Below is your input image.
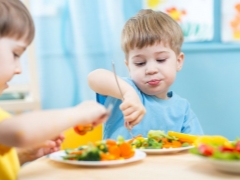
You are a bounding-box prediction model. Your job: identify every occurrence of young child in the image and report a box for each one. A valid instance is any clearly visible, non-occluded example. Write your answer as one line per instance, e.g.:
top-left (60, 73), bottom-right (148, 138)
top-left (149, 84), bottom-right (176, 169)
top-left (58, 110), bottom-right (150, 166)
top-left (88, 9), bottom-right (204, 140)
top-left (0, 0), bottom-right (109, 179)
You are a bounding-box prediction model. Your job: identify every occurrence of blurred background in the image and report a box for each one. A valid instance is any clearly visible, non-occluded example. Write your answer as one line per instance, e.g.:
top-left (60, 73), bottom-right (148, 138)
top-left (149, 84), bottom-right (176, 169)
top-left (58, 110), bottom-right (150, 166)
top-left (0, 0), bottom-right (240, 147)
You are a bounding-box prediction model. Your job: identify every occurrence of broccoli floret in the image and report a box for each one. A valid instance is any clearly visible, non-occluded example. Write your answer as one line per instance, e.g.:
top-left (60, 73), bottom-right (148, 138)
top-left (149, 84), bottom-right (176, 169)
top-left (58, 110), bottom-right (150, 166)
top-left (147, 138), bottom-right (162, 149)
top-left (132, 139), bottom-right (142, 148)
top-left (95, 141), bottom-right (108, 153)
top-left (78, 146), bottom-right (101, 161)
top-left (148, 130), bottom-right (166, 139)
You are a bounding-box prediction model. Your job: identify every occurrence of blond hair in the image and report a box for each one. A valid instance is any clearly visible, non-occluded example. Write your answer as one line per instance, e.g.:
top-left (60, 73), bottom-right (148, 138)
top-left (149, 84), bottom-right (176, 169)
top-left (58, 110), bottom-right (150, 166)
top-left (0, 0), bottom-right (35, 44)
top-left (121, 9), bottom-right (183, 59)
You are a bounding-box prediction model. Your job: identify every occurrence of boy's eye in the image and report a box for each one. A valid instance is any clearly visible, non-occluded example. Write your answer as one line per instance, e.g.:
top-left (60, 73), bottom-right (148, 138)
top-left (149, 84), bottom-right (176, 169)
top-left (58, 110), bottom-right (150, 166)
top-left (13, 53), bottom-right (20, 58)
top-left (135, 62), bottom-right (146, 66)
top-left (157, 59), bottom-right (166, 63)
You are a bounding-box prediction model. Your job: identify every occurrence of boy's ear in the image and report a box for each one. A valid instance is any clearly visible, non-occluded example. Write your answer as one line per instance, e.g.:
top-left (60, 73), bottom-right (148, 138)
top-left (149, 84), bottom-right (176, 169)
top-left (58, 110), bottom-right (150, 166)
top-left (176, 52), bottom-right (184, 72)
top-left (125, 60), bottom-right (129, 70)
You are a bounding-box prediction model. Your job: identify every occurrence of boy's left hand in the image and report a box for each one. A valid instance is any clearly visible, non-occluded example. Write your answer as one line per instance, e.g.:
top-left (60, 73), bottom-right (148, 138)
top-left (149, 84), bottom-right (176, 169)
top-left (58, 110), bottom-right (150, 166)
top-left (120, 90), bottom-right (146, 128)
top-left (17, 134), bottom-right (65, 165)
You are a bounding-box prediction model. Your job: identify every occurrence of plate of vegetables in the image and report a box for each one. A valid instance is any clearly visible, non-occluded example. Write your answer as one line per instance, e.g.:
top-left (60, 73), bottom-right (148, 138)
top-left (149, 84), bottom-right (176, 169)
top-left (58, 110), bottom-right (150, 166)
top-left (128, 130), bottom-right (196, 154)
top-left (190, 136), bottom-right (240, 174)
top-left (49, 136), bottom-right (146, 166)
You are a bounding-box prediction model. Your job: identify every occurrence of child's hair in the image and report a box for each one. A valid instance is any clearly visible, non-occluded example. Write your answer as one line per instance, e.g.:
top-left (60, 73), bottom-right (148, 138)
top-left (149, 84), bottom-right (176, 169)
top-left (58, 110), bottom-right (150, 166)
top-left (0, 0), bottom-right (35, 44)
top-left (121, 9), bottom-right (184, 59)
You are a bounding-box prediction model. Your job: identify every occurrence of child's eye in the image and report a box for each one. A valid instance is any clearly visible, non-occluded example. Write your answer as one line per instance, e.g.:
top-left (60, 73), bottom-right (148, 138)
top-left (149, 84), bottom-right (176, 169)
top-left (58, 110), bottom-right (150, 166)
top-left (157, 59), bottom-right (166, 63)
top-left (13, 53), bottom-right (20, 58)
top-left (135, 62), bottom-right (146, 66)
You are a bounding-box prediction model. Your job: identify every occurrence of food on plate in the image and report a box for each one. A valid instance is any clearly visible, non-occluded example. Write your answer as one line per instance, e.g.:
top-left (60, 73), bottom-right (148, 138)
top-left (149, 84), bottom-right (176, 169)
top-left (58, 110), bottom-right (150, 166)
top-left (190, 136), bottom-right (240, 160)
top-left (73, 124), bottom-right (93, 135)
top-left (62, 136), bottom-right (135, 161)
top-left (168, 131), bottom-right (199, 144)
top-left (128, 130), bottom-right (196, 149)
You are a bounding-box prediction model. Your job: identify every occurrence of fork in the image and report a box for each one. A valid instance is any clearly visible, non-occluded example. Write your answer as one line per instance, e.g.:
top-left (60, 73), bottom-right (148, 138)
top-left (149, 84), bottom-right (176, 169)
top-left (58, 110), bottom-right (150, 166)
top-left (111, 61), bottom-right (135, 139)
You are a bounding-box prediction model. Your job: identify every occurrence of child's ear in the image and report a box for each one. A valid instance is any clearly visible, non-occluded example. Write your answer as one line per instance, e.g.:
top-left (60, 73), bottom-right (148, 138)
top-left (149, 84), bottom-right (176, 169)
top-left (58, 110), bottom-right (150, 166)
top-left (176, 52), bottom-right (184, 72)
top-left (125, 60), bottom-right (129, 70)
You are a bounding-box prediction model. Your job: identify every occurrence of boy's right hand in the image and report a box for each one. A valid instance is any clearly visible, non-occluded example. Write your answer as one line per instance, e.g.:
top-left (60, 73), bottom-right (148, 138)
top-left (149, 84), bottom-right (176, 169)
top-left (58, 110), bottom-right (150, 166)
top-left (120, 90), bottom-right (146, 128)
top-left (75, 101), bottom-right (109, 127)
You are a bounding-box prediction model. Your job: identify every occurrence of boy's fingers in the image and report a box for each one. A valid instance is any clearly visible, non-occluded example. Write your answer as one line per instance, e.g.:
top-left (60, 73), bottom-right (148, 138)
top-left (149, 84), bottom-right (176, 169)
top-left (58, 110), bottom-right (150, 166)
top-left (119, 101), bottom-right (131, 111)
top-left (130, 114), bottom-right (144, 127)
top-left (122, 107), bottom-right (135, 116)
top-left (124, 111), bottom-right (140, 123)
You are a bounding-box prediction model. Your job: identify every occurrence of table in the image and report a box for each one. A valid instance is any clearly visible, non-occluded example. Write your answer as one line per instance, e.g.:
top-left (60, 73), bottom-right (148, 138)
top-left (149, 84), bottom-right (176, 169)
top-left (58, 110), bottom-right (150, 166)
top-left (19, 152), bottom-right (240, 180)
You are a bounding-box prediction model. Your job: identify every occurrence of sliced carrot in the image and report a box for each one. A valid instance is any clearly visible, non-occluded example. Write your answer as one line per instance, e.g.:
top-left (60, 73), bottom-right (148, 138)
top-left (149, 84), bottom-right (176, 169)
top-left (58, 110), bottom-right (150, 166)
top-left (100, 153), bottom-right (115, 161)
top-left (73, 126), bottom-right (87, 135)
top-left (106, 139), bottom-right (117, 146)
top-left (119, 142), bottom-right (135, 159)
top-left (171, 141), bottom-right (182, 148)
top-left (108, 145), bottom-right (120, 159)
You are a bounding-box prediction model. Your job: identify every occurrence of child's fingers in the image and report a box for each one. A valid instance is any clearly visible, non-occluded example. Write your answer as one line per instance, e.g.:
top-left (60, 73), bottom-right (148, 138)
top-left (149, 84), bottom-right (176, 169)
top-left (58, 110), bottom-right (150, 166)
top-left (119, 101), bottom-right (131, 111)
top-left (124, 107), bottom-right (145, 123)
top-left (92, 114), bottom-right (109, 127)
top-left (122, 107), bottom-right (135, 116)
top-left (130, 114), bottom-right (144, 127)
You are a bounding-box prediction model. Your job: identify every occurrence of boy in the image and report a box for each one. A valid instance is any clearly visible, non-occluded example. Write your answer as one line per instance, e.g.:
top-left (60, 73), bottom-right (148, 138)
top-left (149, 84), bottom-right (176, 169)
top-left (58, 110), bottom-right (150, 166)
top-left (88, 9), bottom-right (203, 140)
top-left (0, 0), bottom-right (109, 179)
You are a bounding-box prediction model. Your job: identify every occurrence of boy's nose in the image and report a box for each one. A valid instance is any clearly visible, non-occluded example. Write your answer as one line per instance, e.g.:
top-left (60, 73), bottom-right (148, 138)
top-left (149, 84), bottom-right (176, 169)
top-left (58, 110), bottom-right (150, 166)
top-left (15, 64), bottom-right (22, 74)
top-left (145, 63), bottom-right (158, 75)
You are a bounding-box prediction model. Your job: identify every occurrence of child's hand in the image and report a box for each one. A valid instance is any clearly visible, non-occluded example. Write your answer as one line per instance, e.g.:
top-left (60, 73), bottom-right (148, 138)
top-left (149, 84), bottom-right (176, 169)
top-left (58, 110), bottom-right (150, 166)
top-left (17, 134), bottom-right (65, 165)
top-left (75, 101), bottom-right (109, 127)
top-left (120, 90), bottom-right (146, 128)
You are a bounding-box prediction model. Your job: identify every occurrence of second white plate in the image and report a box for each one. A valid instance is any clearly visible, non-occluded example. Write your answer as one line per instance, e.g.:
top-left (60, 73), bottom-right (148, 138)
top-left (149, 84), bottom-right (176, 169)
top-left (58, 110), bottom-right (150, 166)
top-left (138, 146), bottom-right (194, 154)
top-left (199, 156), bottom-right (240, 174)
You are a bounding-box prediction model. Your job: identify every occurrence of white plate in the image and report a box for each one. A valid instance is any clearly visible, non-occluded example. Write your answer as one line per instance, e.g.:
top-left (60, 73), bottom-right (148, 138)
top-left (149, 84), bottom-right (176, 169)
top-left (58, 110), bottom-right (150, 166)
top-left (200, 157), bottom-right (240, 174)
top-left (138, 146), bottom-right (194, 154)
top-left (48, 150), bottom-right (146, 167)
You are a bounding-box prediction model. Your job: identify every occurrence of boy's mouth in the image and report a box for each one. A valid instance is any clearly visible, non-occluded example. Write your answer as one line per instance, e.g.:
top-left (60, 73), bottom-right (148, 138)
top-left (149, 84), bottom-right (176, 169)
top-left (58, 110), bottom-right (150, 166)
top-left (147, 79), bottom-right (161, 85)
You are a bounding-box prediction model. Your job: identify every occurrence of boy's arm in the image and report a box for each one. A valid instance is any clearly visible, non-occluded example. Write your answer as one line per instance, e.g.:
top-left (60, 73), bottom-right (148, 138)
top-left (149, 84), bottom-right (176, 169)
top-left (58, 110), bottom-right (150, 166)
top-left (88, 69), bottom-right (135, 99)
top-left (88, 69), bottom-right (146, 127)
top-left (0, 101), bottom-right (108, 148)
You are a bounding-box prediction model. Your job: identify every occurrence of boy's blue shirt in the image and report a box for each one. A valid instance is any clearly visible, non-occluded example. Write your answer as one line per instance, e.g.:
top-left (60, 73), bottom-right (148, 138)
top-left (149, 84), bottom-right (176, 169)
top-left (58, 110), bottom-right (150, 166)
top-left (99, 77), bottom-right (204, 140)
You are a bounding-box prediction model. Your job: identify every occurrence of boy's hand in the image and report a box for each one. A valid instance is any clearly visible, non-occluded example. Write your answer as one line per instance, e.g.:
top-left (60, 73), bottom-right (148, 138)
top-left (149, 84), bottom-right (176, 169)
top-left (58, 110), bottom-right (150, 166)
top-left (17, 134), bottom-right (65, 165)
top-left (120, 90), bottom-right (146, 128)
top-left (75, 101), bottom-right (109, 127)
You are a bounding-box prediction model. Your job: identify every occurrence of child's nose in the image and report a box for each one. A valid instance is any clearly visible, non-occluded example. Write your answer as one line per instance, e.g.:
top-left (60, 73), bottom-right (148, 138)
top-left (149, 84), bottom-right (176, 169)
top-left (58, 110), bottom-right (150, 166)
top-left (145, 63), bottom-right (158, 75)
top-left (15, 64), bottom-right (22, 74)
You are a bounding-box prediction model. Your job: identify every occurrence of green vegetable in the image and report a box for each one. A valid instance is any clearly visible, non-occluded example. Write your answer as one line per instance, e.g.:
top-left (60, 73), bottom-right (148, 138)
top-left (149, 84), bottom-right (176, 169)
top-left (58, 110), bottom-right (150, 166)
top-left (132, 139), bottom-right (142, 148)
top-left (147, 138), bottom-right (162, 149)
top-left (117, 136), bottom-right (125, 144)
top-left (148, 130), bottom-right (166, 139)
top-left (78, 145), bottom-right (101, 161)
top-left (181, 142), bottom-right (190, 147)
top-left (95, 141), bottom-right (108, 153)
top-left (212, 151), bottom-right (236, 160)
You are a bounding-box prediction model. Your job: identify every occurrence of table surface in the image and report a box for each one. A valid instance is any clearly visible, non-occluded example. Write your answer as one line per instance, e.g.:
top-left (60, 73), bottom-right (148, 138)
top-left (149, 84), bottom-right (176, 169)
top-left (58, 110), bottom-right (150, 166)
top-left (19, 151), bottom-right (240, 180)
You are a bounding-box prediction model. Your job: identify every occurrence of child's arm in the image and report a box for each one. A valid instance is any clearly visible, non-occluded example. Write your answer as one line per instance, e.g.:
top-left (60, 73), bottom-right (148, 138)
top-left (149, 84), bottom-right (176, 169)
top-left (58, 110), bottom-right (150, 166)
top-left (0, 101), bottom-right (108, 148)
top-left (88, 69), bottom-right (146, 128)
top-left (17, 134), bottom-right (64, 165)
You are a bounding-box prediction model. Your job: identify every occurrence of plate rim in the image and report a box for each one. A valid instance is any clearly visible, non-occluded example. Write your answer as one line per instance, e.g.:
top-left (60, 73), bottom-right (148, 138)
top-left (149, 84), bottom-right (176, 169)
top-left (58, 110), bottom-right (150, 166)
top-left (137, 145), bottom-right (194, 154)
top-left (48, 149), bottom-right (146, 166)
top-left (197, 155), bottom-right (240, 174)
